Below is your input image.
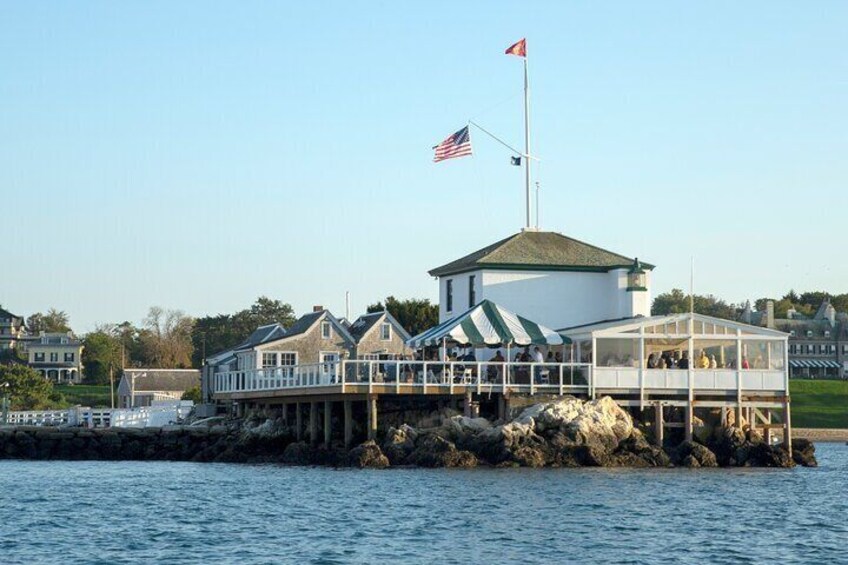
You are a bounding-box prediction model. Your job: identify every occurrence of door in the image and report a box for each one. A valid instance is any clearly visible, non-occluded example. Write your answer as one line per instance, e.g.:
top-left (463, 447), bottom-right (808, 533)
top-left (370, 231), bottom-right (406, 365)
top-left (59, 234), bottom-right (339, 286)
top-left (320, 352), bottom-right (339, 383)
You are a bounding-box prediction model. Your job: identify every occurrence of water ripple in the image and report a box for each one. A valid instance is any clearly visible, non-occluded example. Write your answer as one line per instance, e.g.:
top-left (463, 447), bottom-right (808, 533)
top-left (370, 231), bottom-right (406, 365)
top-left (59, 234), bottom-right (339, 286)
top-left (0, 445), bottom-right (845, 564)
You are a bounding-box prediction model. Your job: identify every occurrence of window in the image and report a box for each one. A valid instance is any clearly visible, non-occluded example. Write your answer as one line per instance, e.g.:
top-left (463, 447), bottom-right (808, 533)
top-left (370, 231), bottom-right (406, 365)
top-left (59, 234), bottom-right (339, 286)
top-left (825, 331), bottom-right (831, 338)
top-left (446, 279), bottom-right (453, 312)
top-left (50, 352), bottom-right (58, 362)
top-left (262, 353), bottom-right (277, 367)
top-left (468, 275), bottom-right (476, 307)
top-left (789, 344), bottom-right (796, 354)
top-left (806, 330), bottom-right (813, 338)
top-left (789, 330), bottom-right (795, 337)
top-left (321, 321), bottom-right (331, 339)
top-left (64, 353), bottom-right (74, 362)
top-left (380, 323), bottom-right (391, 341)
top-left (279, 353), bottom-right (297, 367)
top-left (34, 352), bottom-right (45, 362)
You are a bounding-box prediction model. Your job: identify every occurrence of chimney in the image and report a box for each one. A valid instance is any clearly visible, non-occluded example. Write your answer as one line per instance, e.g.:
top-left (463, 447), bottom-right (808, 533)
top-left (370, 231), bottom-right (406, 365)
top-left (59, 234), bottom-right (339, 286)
top-left (313, 305), bottom-right (324, 313)
top-left (766, 300), bottom-right (775, 329)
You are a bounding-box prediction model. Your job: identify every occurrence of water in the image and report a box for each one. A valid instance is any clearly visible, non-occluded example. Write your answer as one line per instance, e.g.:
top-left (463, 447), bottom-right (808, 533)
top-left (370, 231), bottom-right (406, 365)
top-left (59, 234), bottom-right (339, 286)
top-left (1, 444), bottom-right (846, 564)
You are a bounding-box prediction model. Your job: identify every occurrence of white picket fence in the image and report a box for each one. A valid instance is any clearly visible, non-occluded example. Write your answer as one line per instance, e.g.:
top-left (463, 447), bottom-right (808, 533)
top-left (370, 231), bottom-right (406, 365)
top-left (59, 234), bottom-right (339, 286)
top-left (3, 401), bottom-right (193, 428)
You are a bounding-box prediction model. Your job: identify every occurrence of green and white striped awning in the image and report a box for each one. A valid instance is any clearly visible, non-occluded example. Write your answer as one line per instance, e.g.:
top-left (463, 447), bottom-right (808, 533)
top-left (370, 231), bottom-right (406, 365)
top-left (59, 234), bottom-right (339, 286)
top-left (789, 359), bottom-right (842, 369)
top-left (407, 300), bottom-right (571, 348)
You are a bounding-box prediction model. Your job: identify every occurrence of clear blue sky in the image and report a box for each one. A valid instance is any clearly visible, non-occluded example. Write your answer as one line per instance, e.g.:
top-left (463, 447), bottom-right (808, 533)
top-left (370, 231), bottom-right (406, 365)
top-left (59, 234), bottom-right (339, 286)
top-left (3, 2), bottom-right (847, 332)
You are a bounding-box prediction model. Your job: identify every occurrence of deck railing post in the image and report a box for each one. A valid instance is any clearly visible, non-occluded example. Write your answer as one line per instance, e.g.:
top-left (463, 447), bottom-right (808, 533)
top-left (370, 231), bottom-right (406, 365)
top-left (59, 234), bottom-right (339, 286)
top-left (368, 360), bottom-right (373, 394)
top-left (423, 362), bottom-right (427, 394)
top-left (340, 360), bottom-right (346, 393)
top-left (559, 364), bottom-right (564, 396)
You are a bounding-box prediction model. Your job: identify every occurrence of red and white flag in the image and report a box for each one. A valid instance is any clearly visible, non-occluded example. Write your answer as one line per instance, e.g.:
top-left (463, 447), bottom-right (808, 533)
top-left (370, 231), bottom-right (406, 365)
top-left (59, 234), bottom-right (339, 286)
top-left (505, 38), bottom-right (526, 57)
top-left (433, 126), bottom-right (472, 163)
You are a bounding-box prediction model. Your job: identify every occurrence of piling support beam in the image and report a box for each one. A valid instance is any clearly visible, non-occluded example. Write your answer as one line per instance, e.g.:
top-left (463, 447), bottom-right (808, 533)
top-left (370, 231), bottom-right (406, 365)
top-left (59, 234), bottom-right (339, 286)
top-left (685, 398), bottom-right (693, 442)
top-left (309, 401), bottom-right (318, 444)
top-left (783, 397), bottom-right (792, 451)
top-left (367, 395), bottom-right (378, 441)
top-left (654, 402), bottom-right (664, 446)
top-left (344, 400), bottom-right (353, 448)
top-left (295, 402), bottom-right (302, 442)
top-left (324, 400), bottom-right (332, 447)
top-left (464, 390), bottom-right (473, 418)
top-left (281, 403), bottom-right (288, 426)
top-left (497, 395), bottom-right (506, 421)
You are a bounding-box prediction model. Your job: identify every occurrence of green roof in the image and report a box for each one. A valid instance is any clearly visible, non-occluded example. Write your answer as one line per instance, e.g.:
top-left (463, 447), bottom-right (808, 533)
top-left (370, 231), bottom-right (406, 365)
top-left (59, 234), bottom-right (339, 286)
top-left (428, 230), bottom-right (654, 277)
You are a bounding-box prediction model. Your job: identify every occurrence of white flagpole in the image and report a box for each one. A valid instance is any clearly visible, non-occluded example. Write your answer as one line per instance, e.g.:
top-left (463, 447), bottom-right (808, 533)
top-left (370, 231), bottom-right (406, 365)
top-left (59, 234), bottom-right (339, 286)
top-left (523, 56), bottom-right (531, 229)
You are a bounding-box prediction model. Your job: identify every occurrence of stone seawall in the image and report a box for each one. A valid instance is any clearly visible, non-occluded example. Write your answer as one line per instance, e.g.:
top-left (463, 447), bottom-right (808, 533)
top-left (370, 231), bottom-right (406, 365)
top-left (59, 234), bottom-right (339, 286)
top-left (0, 397), bottom-right (819, 469)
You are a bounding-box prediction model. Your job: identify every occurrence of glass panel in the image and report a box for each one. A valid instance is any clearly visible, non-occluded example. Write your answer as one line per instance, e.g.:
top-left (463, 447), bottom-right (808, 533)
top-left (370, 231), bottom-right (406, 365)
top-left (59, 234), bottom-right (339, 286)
top-left (693, 320), bottom-right (704, 334)
top-left (769, 342), bottom-right (786, 370)
top-left (596, 338), bottom-right (640, 368)
top-left (741, 340), bottom-right (769, 369)
top-left (693, 339), bottom-right (738, 369)
top-left (579, 340), bottom-right (592, 364)
top-left (644, 337), bottom-right (688, 369)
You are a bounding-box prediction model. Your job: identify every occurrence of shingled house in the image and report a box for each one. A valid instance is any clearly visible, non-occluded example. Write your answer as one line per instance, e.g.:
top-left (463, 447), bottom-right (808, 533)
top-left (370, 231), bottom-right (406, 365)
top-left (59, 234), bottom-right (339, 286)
top-left (117, 368), bottom-right (200, 408)
top-left (347, 311), bottom-right (412, 359)
top-left (0, 308), bottom-right (26, 353)
top-left (429, 230), bottom-right (653, 330)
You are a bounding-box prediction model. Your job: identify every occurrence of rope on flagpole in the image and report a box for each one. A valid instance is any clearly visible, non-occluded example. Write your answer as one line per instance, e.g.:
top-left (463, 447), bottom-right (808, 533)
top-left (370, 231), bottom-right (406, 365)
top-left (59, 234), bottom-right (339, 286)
top-left (467, 120), bottom-right (540, 161)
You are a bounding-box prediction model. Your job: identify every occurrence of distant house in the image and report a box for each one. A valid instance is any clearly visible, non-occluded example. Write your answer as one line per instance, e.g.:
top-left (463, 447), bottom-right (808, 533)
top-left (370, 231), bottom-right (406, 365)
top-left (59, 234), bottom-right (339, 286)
top-left (347, 311), bottom-right (412, 359)
top-left (117, 368), bottom-right (200, 408)
top-left (0, 308), bottom-right (26, 352)
top-left (429, 230), bottom-right (653, 330)
top-left (28, 332), bottom-right (84, 383)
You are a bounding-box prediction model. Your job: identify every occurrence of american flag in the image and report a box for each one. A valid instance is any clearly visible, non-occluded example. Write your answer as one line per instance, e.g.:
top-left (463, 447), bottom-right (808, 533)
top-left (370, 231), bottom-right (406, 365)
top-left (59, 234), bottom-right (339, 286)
top-left (433, 126), bottom-right (472, 163)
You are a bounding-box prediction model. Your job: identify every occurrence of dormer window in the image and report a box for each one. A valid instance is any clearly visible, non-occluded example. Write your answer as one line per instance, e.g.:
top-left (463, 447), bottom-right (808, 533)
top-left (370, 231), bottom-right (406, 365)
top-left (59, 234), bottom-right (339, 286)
top-left (789, 330), bottom-right (795, 337)
top-left (321, 321), bottom-right (331, 339)
top-left (380, 323), bottom-right (391, 341)
top-left (806, 330), bottom-right (813, 338)
top-left (824, 330), bottom-right (831, 338)
top-left (626, 259), bottom-right (647, 291)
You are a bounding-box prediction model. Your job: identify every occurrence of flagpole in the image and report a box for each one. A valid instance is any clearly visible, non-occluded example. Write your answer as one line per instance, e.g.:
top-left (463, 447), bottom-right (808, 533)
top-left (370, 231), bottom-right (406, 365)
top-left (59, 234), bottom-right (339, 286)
top-left (523, 56), bottom-right (531, 230)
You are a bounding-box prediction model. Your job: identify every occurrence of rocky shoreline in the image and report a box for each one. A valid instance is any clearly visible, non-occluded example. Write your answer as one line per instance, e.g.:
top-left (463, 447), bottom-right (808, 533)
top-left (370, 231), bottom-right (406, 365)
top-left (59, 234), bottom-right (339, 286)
top-left (0, 396), bottom-right (817, 469)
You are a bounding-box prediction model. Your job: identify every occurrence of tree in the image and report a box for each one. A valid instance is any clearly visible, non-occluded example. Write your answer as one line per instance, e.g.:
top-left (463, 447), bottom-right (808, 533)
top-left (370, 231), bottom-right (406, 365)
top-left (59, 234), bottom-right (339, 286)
top-left (82, 329), bottom-right (123, 385)
top-left (366, 296), bottom-right (439, 336)
top-left (0, 364), bottom-right (56, 410)
top-left (26, 308), bottom-right (72, 334)
top-left (181, 386), bottom-right (202, 404)
top-left (191, 297), bottom-right (297, 367)
top-left (651, 289), bottom-right (741, 320)
top-left (138, 307), bottom-right (194, 368)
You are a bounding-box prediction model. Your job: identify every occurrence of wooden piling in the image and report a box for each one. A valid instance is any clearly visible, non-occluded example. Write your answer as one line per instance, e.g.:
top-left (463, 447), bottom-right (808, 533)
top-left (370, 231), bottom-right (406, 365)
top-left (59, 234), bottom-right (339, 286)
top-left (309, 401), bottom-right (318, 444)
top-left (654, 402), bottom-right (664, 446)
top-left (295, 402), bottom-right (302, 441)
top-left (324, 400), bottom-right (332, 447)
top-left (367, 395), bottom-right (377, 440)
top-left (344, 400), bottom-right (353, 448)
top-left (783, 397), bottom-right (792, 451)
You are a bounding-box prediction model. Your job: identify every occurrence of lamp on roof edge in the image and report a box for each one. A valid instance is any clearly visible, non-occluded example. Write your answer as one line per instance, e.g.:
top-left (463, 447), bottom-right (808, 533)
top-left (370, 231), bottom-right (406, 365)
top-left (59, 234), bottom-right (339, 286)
top-left (627, 258), bottom-right (647, 292)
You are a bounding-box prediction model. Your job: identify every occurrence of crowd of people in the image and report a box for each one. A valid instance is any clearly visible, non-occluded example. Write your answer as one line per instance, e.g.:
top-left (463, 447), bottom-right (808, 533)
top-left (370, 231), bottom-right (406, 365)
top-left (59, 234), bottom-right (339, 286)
top-left (645, 351), bottom-right (752, 370)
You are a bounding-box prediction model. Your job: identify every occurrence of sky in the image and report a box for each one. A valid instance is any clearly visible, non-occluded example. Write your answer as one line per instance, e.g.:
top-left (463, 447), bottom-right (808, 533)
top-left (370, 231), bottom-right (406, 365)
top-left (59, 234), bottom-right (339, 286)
top-left (2, 2), bottom-right (847, 332)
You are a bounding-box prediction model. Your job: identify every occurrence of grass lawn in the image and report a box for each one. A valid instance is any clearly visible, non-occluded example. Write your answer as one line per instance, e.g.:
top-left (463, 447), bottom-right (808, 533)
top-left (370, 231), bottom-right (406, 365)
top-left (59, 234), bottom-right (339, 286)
top-left (790, 379), bottom-right (848, 429)
top-left (54, 384), bottom-right (114, 408)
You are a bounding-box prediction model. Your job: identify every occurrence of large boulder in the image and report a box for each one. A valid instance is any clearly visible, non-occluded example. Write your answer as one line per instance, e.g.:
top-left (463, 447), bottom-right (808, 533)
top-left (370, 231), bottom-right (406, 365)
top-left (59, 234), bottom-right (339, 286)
top-left (708, 426), bottom-right (748, 466)
top-left (408, 434), bottom-right (478, 468)
top-left (382, 425), bottom-right (417, 466)
top-left (614, 430), bottom-right (671, 467)
top-left (792, 438), bottom-right (817, 467)
top-left (347, 440), bottom-right (389, 469)
top-left (281, 441), bottom-right (314, 465)
top-left (674, 440), bottom-right (718, 468)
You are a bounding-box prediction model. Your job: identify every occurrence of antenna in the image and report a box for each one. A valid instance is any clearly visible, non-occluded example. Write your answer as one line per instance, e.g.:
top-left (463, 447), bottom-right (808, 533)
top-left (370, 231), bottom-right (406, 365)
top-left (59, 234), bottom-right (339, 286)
top-left (345, 291), bottom-right (350, 321)
top-left (535, 181), bottom-right (540, 229)
top-left (690, 257), bottom-right (695, 315)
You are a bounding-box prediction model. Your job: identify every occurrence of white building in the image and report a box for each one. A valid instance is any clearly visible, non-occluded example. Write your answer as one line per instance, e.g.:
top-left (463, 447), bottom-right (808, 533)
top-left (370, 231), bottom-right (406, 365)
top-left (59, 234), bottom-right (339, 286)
top-left (429, 230), bottom-right (653, 329)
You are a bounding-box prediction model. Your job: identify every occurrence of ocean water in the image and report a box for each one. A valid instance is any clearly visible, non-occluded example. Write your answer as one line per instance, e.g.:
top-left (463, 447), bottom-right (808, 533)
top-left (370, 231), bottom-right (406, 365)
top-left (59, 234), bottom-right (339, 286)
top-left (0, 444), bottom-right (845, 564)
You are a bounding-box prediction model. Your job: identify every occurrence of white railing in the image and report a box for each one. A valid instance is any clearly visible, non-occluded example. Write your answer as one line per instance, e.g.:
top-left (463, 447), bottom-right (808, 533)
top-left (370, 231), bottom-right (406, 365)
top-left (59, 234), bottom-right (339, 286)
top-left (212, 360), bottom-right (593, 396)
top-left (211, 361), bottom-right (789, 397)
top-left (2, 402), bottom-right (193, 428)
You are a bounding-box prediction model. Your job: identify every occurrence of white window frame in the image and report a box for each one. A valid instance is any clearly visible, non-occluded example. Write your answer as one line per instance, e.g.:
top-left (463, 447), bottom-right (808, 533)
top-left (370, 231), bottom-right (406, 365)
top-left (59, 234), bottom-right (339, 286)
top-left (278, 352), bottom-right (298, 367)
top-left (321, 321), bottom-right (331, 339)
top-left (361, 353), bottom-right (380, 360)
top-left (262, 352), bottom-right (278, 367)
top-left (49, 352), bottom-right (58, 362)
top-left (468, 274), bottom-right (476, 308)
top-left (380, 322), bottom-right (391, 341)
top-left (446, 279), bottom-right (454, 313)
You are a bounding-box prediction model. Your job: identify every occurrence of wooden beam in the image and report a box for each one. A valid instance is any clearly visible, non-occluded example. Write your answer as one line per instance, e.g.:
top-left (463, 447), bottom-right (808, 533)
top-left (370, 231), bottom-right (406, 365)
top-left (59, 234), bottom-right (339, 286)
top-left (654, 402), bottom-right (663, 446)
top-left (367, 394), bottom-right (378, 441)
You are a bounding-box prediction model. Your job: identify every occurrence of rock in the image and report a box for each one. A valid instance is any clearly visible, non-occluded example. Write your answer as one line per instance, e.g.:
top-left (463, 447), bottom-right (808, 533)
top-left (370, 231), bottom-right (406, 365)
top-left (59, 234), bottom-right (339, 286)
top-left (792, 438), bottom-right (817, 467)
top-left (674, 440), bottom-right (718, 468)
top-left (408, 434), bottom-right (477, 468)
top-left (382, 425), bottom-right (417, 466)
top-left (282, 441), bottom-right (313, 465)
top-left (615, 430), bottom-right (671, 467)
top-left (708, 426), bottom-right (748, 466)
top-left (747, 443), bottom-right (794, 468)
top-left (347, 440), bottom-right (389, 469)
top-left (682, 455), bottom-right (701, 468)
top-left (446, 416), bottom-right (492, 436)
